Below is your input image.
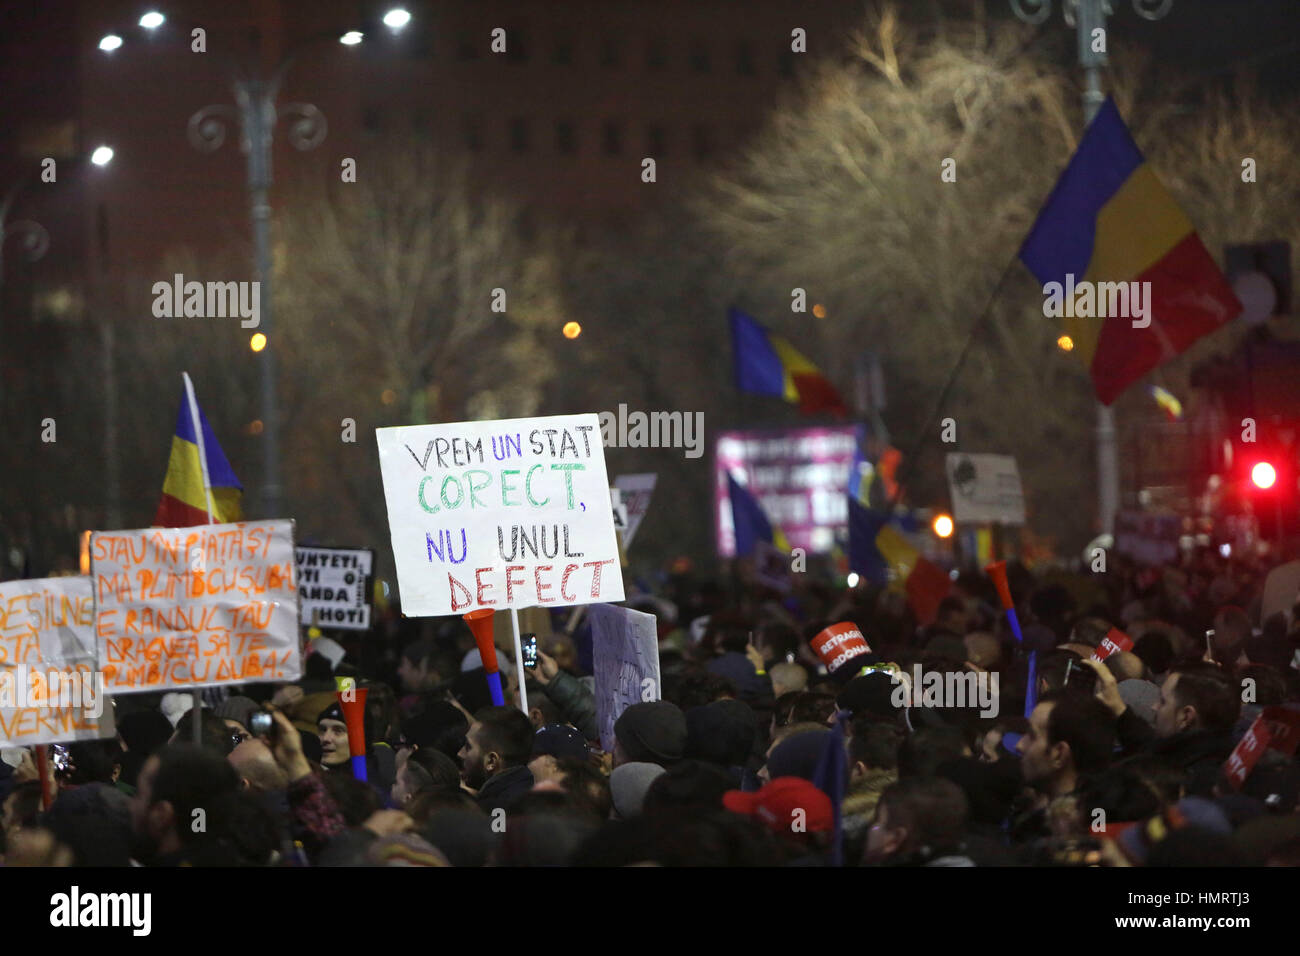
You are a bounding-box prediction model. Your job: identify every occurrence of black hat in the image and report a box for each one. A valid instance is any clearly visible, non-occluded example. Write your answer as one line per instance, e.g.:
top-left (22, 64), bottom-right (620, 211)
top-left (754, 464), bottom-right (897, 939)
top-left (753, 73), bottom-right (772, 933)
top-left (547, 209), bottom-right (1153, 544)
top-left (317, 702), bottom-right (346, 726)
top-left (533, 723), bottom-right (589, 760)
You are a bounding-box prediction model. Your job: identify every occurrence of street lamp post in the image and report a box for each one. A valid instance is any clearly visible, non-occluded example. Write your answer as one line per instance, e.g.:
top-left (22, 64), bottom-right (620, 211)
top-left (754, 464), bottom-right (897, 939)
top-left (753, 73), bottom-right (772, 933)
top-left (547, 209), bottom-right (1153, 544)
top-left (102, 10), bottom-right (411, 518)
top-left (1010, 0), bottom-right (1175, 537)
top-left (187, 72), bottom-right (327, 519)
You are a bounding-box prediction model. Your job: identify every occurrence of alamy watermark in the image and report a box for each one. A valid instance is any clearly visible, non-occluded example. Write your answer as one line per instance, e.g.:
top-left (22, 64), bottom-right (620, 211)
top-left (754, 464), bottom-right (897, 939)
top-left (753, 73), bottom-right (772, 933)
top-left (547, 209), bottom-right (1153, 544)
top-left (598, 404), bottom-right (703, 459)
top-left (890, 664), bottom-right (999, 718)
top-left (0, 665), bottom-right (105, 718)
top-left (1042, 274), bottom-right (1151, 328)
top-left (151, 273), bottom-right (261, 328)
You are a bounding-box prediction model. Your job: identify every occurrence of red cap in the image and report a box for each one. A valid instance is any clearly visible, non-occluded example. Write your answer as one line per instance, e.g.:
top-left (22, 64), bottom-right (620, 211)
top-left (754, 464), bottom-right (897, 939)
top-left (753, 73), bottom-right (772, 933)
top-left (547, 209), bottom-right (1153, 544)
top-left (723, 777), bottom-right (833, 835)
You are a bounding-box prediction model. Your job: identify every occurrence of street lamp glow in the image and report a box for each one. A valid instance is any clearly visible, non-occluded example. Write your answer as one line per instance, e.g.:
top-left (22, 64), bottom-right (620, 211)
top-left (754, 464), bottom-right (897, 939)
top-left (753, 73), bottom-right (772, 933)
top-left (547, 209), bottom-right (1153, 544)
top-left (250, 332), bottom-right (267, 352)
top-left (846, 572), bottom-right (860, 588)
top-left (139, 11), bottom-right (165, 29)
top-left (1057, 334), bottom-right (1074, 351)
top-left (562, 321), bottom-right (582, 339)
top-left (382, 8), bottom-right (411, 30)
top-left (90, 146), bottom-right (114, 166)
top-left (932, 513), bottom-right (954, 538)
top-left (340, 31), bottom-right (364, 45)
top-left (99, 34), bottom-right (123, 52)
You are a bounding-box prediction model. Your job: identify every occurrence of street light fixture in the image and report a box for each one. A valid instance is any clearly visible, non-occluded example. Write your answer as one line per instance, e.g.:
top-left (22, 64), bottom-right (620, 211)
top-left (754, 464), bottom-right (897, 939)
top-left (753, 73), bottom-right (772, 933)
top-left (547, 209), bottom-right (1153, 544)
top-left (382, 8), bottom-right (412, 31)
top-left (99, 34), bottom-right (123, 52)
top-left (139, 11), bottom-right (165, 30)
top-left (90, 145), bottom-right (115, 166)
top-left (99, 15), bottom-right (406, 518)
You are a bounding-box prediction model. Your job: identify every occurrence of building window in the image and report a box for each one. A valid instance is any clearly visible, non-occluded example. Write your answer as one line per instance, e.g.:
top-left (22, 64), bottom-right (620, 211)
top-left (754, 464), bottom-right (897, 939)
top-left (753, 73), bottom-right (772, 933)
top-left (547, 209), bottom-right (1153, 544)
top-left (457, 32), bottom-right (480, 60)
top-left (552, 37), bottom-right (573, 65)
top-left (506, 27), bottom-right (529, 63)
top-left (688, 40), bottom-right (710, 73)
top-left (602, 120), bottom-right (623, 155)
top-left (646, 37), bottom-right (668, 70)
top-left (600, 37), bottom-right (621, 68)
top-left (509, 117), bottom-right (531, 153)
top-left (691, 124), bottom-right (711, 161)
top-left (646, 124), bottom-right (666, 156)
top-left (556, 119), bottom-right (577, 154)
top-left (736, 40), bottom-right (755, 75)
top-left (463, 114), bottom-right (484, 151)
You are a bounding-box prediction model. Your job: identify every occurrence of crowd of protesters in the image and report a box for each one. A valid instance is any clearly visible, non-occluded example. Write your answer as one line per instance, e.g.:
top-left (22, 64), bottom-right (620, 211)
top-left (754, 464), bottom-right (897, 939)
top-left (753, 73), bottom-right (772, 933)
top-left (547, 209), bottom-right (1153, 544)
top-left (3, 543), bottom-right (1299, 867)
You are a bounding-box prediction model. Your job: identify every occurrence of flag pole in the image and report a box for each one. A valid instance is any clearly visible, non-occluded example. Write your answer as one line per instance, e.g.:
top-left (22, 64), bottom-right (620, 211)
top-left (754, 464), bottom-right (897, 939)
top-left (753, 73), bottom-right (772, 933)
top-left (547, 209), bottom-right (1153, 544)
top-left (510, 606), bottom-right (529, 715)
top-left (182, 371), bottom-right (215, 745)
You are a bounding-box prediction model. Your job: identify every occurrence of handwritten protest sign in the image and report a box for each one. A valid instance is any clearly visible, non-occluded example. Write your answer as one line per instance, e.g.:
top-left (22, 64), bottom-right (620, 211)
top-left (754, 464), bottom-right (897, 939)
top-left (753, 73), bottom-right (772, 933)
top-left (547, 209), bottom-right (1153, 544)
top-left (613, 473), bottom-right (657, 548)
top-left (92, 521), bottom-right (301, 692)
top-left (296, 547), bottom-right (373, 630)
top-left (0, 576), bottom-right (114, 746)
top-left (376, 413), bottom-right (625, 617)
top-left (590, 603), bottom-right (661, 753)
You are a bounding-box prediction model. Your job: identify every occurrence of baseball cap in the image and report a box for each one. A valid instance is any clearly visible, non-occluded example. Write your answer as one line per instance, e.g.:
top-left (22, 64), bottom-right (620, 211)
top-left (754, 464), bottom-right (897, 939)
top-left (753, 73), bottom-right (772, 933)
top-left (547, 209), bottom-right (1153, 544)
top-left (723, 776), bottom-right (833, 835)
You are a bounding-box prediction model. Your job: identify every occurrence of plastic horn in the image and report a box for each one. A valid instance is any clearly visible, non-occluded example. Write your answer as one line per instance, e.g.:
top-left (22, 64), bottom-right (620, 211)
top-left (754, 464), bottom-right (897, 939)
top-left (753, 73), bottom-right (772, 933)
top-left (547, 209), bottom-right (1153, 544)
top-left (985, 560), bottom-right (1037, 716)
top-left (463, 608), bottom-right (506, 706)
top-left (984, 560), bottom-right (1024, 643)
top-left (335, 678), bottom-right (370, 782)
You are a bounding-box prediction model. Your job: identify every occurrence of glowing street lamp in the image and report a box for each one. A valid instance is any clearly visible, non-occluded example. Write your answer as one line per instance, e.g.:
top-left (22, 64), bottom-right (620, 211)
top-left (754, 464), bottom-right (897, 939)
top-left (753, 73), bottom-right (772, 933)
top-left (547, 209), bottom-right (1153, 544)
top-left (932, 513), bottom-right (954, 538)
top-left (99, 34), bottom-right (123, 52)
top-left (382, 8), bottom-right (411, 31)
top-left (90, 146), bottom-right (115, 166)
top-left (139, 11), bottom-right (165, 30)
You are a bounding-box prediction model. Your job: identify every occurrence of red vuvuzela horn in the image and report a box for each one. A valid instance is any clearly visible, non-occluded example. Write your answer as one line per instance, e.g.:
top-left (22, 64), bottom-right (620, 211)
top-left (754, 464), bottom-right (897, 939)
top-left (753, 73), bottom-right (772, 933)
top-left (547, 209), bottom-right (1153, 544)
top-left (463, 608), bottom-right (505, 706)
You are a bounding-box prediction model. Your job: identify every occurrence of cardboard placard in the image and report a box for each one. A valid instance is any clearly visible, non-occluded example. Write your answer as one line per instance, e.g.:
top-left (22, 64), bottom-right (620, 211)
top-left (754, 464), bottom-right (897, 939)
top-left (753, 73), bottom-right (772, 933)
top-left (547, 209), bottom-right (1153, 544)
top-left (590, 603), bottom-right (661, 753)
top-left (92, 521), bottom-right (302, 692)
top-left (0, 576), bottom-right (114, 746)
top-left (376, 414), bottom-right (624, 616)
top-left (296, 547), bottom-right (373, 630)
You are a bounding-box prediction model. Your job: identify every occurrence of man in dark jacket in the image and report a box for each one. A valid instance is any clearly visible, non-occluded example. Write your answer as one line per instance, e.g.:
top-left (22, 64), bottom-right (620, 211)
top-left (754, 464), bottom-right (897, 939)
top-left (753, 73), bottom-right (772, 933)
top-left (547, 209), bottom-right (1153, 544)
top-left (1089, 659), bottom-right (1239, 797)
top-left (460, 706), bottom-right (535, 814)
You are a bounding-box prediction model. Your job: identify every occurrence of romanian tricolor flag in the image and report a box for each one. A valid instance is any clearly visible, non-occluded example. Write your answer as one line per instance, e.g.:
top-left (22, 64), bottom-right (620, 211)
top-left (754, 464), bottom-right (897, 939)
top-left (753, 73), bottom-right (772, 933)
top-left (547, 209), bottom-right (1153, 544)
top-left (154, 373), bottom-right (243, 527)
top-left (729, 308), bottom-right (848, 416)
top-left (1149, 384), bottom-right (1183, 421)
top-left (727, 472), bottom-right (790, 556)
top-left (1020, 98), bottom-right (1240, 405)
top-left (847, 498), bottom-right (950, 626)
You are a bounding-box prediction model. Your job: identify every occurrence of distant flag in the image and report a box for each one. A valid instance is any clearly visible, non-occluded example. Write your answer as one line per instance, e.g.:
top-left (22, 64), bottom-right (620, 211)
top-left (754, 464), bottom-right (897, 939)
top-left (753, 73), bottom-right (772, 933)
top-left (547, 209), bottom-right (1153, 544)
top-left (848, 443), bottom-right (902, 507)
top-left (154, 372), bottom-right (243, 527)
top-left (729, 307), bottom-right (848, 416)
top-left (847, 498), bottom-right (950, 626)
top-left (1149, 384), bottom-right (1183, 421)
top-left (1020, 98), bottom-right (1240, 405)
top-left (727, 473), bottom-right (790, 556)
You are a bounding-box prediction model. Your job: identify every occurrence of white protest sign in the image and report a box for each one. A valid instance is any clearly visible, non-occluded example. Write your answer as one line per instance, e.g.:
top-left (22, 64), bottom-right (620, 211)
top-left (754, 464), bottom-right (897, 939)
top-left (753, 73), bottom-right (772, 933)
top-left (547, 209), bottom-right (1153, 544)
top-left (92, 520), bottom-right (302, 693)
top-left (0, 576), bottom-right (114, 746)
top-left (296, 547), bottom-right (373, 630)
top-left (945, 453), bottom-right (1026, 525)
top-left (589, 603), bottom-right (661, 753)
top-left (613, 473), bottom-right (657, 547)
top-left (376, 413), bottom-right (625, 617)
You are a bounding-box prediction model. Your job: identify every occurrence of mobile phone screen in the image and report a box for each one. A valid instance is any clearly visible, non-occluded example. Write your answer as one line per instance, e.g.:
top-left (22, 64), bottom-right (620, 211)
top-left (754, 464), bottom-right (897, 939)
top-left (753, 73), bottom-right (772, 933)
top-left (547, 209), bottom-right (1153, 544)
top-left (523, 634), bottom-right (538, 668)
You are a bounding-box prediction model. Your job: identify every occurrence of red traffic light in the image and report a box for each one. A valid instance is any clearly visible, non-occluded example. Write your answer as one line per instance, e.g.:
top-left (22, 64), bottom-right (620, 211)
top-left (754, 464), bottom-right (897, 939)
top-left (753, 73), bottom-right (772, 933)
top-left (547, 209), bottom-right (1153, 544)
top-left (1251, 462), bottom-right (1277, 489)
